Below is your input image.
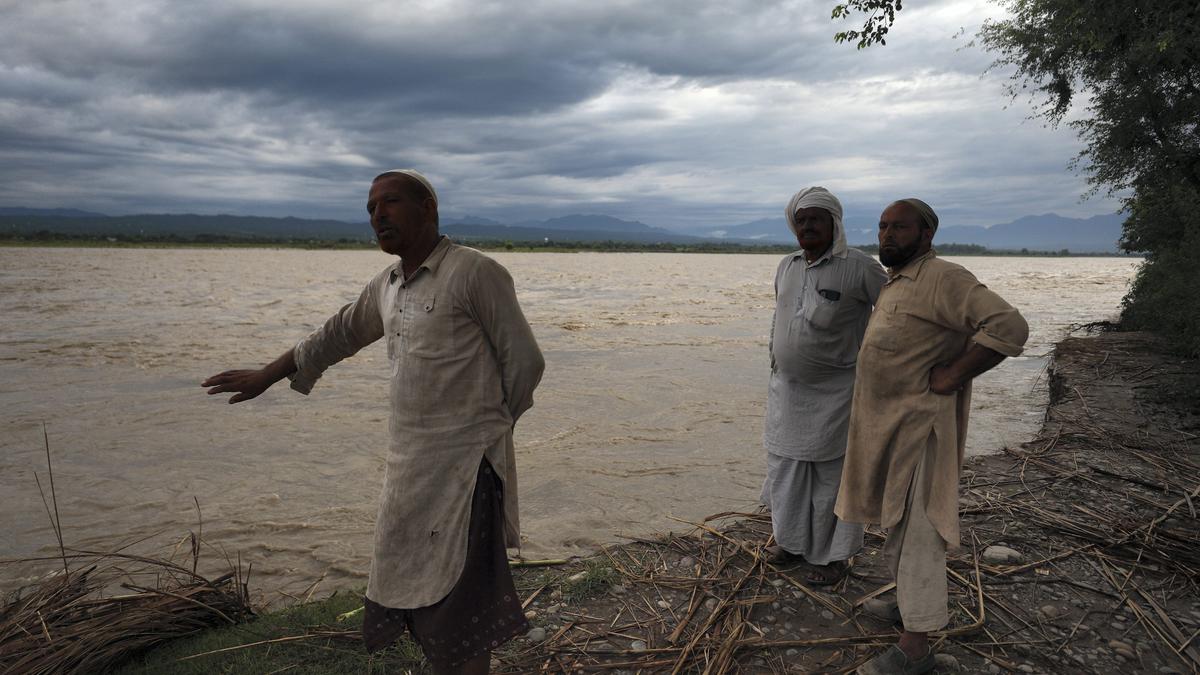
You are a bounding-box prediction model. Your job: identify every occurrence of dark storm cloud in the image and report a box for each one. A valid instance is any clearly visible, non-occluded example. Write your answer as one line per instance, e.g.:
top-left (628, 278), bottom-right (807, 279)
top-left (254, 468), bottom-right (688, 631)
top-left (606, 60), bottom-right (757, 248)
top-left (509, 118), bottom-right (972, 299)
top-left (0, 0), bottom-right (1119, 226)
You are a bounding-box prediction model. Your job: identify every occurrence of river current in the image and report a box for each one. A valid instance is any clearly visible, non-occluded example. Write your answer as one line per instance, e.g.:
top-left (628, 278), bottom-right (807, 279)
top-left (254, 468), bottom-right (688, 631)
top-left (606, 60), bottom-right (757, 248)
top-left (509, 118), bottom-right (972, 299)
top-left (0, 248), bottom-right (1139, 601)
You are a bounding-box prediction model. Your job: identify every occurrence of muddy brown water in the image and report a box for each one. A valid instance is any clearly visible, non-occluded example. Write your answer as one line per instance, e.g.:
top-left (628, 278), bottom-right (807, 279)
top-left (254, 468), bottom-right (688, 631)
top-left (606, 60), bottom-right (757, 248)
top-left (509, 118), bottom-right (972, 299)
top-left (0, 248), bottom-right (1139, 602)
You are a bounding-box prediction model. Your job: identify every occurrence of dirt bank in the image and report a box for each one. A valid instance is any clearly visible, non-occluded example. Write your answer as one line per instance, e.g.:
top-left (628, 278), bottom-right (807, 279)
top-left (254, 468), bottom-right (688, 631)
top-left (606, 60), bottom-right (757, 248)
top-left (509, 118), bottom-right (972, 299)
top-left (499, 330), bottom-right (1200, 673)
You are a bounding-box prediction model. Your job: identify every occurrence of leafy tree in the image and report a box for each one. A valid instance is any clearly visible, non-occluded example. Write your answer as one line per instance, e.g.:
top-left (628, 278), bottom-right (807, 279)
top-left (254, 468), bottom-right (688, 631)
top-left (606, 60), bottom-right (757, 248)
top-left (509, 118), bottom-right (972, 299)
top-left (834, 0), bottom-right (1200, 355)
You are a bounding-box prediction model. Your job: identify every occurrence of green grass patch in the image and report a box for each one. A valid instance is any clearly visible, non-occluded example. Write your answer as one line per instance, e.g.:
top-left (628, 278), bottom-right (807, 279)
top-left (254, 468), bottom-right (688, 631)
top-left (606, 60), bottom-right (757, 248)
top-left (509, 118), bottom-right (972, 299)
top-left (560, 559), bottom-right (619, 603)
top-left (112, 590), bottom-right (430, 675)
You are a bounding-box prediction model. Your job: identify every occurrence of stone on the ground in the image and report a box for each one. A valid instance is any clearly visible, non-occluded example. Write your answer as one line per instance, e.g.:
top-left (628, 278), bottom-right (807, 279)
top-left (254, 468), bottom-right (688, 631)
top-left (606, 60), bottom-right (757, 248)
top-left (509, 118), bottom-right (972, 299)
top-left (656, 599), bottom-right (671, 610)
top-left (1109, 640), bottom-right (1136, 659)
top-left (524, 609), bottom-right (538, 620)
top-left (986, 664), bottom-right (1001, 674)
top-left (770, 578), bottom-right (786, 587)
top-left (982, 545), bottom-right (1023, 564)
top-left (630, 639), bottom-right (648, 652)
top-left (526, 627), bottom-right (547, 642)
top-left (610, 584), bottom-right (627, 595)
top-left (1018, 664), bottom-right (1034, 673)
top-left (678, 556), bottom-right (696, 568)
top-left (933, 653), bottom-right (960, 671)
top-left (820, 609), bottom-right (835, 620)
top-left (567, 571), bottom-right (588, 582)
top-left (704, 597), bottom-right (718, 611)
top-left (786, 649), bottom-right (799, 657)
top-left (1039, 604), bottom-right (1062, 619)
top-left (546, 603), bottom-right (561, 614)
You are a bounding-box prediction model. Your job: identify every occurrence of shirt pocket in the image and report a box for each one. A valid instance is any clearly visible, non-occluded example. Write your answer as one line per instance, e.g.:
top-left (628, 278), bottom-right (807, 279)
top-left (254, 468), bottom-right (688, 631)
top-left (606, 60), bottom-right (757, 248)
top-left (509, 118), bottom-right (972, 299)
top-left (804, 288), bottom-right (841, 330)
top-left (404, 294), bottom-right (453, 360)
top-left (864, 299), bottom-right (911, 353)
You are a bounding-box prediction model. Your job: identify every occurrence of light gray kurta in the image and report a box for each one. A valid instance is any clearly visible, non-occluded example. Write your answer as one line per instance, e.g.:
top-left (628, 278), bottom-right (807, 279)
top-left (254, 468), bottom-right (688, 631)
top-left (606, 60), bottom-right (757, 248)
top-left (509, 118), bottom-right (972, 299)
top-left (288, 237), bottom-right (544, 608)
top-left (764, 247), bottom-right (887, 461)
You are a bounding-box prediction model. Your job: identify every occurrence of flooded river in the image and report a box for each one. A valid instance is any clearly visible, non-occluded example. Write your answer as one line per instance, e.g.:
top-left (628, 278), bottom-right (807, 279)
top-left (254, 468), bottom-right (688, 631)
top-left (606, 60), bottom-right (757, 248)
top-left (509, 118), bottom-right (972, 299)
top-left (0, 247), bottom-right (1139, 601)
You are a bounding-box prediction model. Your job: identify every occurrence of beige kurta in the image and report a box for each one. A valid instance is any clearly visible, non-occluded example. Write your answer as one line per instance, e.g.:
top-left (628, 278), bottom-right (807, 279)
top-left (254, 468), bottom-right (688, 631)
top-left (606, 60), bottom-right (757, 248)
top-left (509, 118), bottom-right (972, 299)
top-left (288, 236), bottom-right (544, 608)
top-left (835, 250), bottom-right (1028, 547)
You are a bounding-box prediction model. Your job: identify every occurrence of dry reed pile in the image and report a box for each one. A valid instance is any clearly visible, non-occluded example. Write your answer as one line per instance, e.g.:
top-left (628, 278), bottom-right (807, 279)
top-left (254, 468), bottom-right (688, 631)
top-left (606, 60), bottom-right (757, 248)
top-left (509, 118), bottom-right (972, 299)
top-left (0, 549), bottom-right (253, 674)
top-left (493, 331), bottom-right (1198, 673)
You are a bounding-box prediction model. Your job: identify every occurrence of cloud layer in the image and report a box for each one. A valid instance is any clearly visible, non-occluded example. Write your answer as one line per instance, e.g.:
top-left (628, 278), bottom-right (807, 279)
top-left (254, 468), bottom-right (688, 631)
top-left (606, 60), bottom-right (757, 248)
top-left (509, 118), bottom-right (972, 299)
top-left (0, 0), bottom-right (1119, 229)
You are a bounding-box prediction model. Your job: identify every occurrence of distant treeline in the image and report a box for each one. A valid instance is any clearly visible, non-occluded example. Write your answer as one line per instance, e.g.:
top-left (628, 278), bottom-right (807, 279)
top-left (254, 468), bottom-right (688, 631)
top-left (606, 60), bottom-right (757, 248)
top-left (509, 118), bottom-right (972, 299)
top-left (0, 231), bottom-right (1138, 256)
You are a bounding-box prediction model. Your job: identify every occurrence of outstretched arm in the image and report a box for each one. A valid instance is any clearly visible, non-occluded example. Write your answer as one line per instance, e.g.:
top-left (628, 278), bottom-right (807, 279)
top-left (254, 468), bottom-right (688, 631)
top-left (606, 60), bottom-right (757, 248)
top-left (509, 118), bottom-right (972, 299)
top-left (202, 348), bottom-right (297, 404)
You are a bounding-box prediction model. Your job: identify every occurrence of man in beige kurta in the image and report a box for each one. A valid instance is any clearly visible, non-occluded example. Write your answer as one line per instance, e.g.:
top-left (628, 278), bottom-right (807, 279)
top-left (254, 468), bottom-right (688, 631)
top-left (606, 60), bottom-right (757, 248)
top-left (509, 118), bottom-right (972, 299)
top-left (203, 169), bottom-right (544, 675)
top-left (837, 198), bottom-right (1027, 675)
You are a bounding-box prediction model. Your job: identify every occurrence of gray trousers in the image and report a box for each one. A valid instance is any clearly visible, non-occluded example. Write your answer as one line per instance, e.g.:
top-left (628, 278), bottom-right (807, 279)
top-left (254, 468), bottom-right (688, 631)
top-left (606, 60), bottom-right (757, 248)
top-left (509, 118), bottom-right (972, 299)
top-left (882, 434), bottom-right (949, 633)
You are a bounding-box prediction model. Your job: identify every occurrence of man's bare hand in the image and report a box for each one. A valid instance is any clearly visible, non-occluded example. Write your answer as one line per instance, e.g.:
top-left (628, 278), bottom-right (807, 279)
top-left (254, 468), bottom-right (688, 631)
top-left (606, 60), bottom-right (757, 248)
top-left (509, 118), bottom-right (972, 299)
top-left (928, 364), bottom-right (963, 395)
top-left (203, 349), bottom-right (298, 404)
top-left (203, 369), bottom-right (276, 403)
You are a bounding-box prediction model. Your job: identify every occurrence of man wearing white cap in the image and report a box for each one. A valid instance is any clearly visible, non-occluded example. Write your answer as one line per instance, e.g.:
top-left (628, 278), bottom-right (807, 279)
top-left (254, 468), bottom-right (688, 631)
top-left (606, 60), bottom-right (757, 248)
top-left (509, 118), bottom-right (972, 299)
top-left (761, 187), bottom-right (886, 585)
top-left (203, 170), bottom-right (545, 674)
top-left (839, 199), bottom-right (1028, 675)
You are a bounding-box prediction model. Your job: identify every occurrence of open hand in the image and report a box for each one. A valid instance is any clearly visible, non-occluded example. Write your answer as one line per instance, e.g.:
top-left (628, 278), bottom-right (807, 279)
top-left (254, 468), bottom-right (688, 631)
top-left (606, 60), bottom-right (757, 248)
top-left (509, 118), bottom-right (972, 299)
top-left (202, 369), bottom-right (275, 404)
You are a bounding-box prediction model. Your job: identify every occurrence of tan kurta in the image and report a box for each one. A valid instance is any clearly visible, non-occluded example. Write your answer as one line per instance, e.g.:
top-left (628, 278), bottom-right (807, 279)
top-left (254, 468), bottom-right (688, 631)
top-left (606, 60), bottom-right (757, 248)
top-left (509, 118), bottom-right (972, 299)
top-left (289, 236), bottom-right (544, 608)
top-left (835, 250), bottom-right (1028, 547)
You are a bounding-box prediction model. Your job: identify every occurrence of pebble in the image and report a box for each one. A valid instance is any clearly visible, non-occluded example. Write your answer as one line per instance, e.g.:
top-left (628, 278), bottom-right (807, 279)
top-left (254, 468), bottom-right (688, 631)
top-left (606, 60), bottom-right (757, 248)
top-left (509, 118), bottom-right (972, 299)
top-left (704, 597), bottom-right (718, 611)
top-left (610, 584), bottom-right (627, 595)
top-left (933, 653), bottom-right (960, 671)
top-left (1109, 640), bottom-right (1136, 659)
top-left (783, 621), bottom-right (793, 630)
top-left (1018, 665), bottom-right (1034, 673)
top-left (546, 603), bottom-right (561, 614)
top-left (678, 556), bottom-right (696, 568)
top-left (656, 600), bottom-right (671, 610)
top-left (820, 609), bottom-right (835, 621)
top-left (630, 640), bottom-right (648, 652)
top-left (1039, 604), bottom-right (1062, 619)
top-left (1111, 621), bottom-right (1127, 631)
top-left (524, 610), bottom-right (538, 620)
top-left (982, 545), bottom-right (1023, 564)
top-left (526, 627), bottom-right (547, 642)
top-left (567, 571), bottom-right (588, 582)
top-left (550, 589), bottom-right (563, 600)
top-left (765, 614), bottom-right (777, 623)
top-left (786, 649), bottom-right (799, 657)
top-left (986, 664), bottom-right (1001, 674)
top-left (771, 601), bottom-right (781, 610)
top-left (770, 578), bottom-right (786, 587)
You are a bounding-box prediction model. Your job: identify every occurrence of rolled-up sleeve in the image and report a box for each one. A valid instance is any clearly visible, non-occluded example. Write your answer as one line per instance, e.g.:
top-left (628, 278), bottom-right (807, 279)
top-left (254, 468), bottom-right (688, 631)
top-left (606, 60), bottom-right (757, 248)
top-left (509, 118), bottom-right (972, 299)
top-left (466, 258), bottom-right (544, 423)
top-left (935, 268), bottom-right (1028, 357)
top-left (289, 279), bottom-right (385, 394)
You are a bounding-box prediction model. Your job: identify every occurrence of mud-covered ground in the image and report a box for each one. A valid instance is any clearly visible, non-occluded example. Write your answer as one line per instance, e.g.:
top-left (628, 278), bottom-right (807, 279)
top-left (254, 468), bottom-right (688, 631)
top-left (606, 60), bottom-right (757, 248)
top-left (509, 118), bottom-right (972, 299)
top-left (498, 330), bottom-right (1200, 673)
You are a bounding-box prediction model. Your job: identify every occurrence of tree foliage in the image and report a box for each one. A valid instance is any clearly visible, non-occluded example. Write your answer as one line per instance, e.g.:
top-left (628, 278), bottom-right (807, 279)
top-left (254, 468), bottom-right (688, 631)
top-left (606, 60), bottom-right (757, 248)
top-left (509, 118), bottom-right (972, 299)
top-left (835, 0), bottom-right (1200, 354)
top-left (831, 0), bottom-right (902, 49)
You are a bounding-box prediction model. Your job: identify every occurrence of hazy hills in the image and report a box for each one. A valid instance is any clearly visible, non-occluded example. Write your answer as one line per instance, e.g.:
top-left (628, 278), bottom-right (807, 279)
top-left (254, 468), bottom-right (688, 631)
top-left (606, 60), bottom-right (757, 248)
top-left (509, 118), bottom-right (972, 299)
top-left (1, 209), bottom-right (1128, 252)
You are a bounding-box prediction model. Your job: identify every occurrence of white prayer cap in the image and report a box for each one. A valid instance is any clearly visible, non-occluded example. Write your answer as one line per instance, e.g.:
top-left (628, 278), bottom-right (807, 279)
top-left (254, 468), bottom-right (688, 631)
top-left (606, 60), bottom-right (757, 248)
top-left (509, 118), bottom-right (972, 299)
top-left (785, 186), bottom-right (847, 256)
top-left (374, 169), bottom-right (438, 204)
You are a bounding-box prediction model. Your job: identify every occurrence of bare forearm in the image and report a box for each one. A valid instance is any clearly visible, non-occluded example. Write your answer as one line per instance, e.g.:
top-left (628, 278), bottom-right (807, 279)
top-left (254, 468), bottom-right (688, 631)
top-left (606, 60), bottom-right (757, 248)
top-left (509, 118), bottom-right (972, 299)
top-left (930, 344), bottom-right (1005, 394)
top-left (263, 348), bottom-right (298, 384)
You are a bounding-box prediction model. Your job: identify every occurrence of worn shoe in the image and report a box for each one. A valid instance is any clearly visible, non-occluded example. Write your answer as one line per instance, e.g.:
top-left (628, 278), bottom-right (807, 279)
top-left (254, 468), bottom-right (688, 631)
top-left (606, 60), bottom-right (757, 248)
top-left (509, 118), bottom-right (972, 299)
top-left (803, 560), bottom-right (849, 587)
top-left (763, 545), bottom-right (805, 566)
top-left (856, 644), bottom-right (935, 675)
top-left (861, 597), bottom-right (902, 624)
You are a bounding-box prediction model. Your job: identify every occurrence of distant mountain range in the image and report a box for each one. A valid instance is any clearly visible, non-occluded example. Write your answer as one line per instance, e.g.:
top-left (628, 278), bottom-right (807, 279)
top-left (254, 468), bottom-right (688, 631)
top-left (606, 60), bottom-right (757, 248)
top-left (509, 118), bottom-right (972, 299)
top-left (0, 208), bottom-right (1128, 252)
top-left (695, 213), bottom-right (1127, 253)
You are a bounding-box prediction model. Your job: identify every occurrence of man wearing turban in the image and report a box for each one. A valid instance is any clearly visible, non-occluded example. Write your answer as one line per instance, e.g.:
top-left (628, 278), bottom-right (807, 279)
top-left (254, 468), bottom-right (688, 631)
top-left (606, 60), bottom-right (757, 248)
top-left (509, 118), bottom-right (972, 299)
top-left (203, 170), bottom-right (545, 675)
top-left (839, 199), bottom-right (1028, 675)
top-left (761, 187), bottom-right (886, 585)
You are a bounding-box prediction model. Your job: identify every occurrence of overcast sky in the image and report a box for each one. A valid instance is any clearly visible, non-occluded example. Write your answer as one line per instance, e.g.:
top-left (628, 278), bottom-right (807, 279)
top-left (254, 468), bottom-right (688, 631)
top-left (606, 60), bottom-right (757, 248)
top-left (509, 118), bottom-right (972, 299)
top-left (0, 0), bottom-right (1120, 230)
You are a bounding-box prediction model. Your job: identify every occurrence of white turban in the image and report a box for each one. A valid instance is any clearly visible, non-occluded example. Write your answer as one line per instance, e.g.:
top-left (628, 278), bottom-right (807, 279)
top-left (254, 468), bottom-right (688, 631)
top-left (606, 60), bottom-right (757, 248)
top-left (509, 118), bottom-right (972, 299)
top-left (375, 168), bottom-right (438, 204)
top-left (785, 186), bottom-right (847, 257)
